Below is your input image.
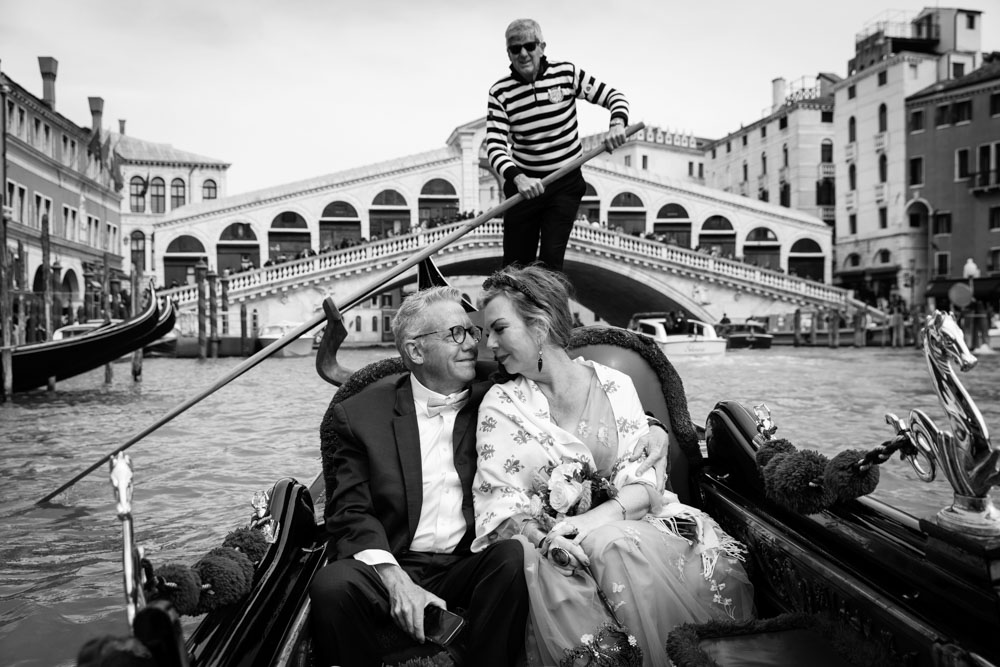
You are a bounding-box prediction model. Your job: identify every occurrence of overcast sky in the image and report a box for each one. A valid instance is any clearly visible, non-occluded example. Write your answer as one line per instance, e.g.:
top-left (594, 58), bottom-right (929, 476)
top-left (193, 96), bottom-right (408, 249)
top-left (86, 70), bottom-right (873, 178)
top-left (2, 0), bottom-right (997, 195)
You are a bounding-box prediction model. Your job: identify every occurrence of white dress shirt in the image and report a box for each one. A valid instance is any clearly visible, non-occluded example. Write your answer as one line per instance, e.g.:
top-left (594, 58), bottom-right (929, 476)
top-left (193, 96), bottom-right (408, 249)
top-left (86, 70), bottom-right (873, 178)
top-left (353, 375), bottom-right (468, 568)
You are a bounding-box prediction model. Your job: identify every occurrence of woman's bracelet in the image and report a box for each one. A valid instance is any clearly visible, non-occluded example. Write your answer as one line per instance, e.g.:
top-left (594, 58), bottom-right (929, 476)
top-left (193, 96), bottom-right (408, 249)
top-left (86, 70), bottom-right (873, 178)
top-left (611, 496), bottom-right (628, 520)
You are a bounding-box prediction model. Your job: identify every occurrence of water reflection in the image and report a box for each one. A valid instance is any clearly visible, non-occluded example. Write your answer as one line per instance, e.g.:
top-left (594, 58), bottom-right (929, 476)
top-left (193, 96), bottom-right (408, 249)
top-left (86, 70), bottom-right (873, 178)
top-left (1, 346), bottom-right (998, 666)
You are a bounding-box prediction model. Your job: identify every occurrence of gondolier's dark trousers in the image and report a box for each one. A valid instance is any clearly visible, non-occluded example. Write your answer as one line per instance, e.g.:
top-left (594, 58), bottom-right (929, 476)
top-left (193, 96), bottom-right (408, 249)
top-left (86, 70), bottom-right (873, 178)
top-left (310, 540), bottom-right (527, 667)
top-left (502, 167), bottom-right (586, 273)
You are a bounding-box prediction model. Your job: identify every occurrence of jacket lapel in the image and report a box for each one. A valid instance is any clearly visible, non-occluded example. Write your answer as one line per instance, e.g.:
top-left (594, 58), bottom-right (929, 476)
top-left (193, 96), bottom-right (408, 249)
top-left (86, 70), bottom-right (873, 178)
top-left (392, 378), bottom-right (423, 543)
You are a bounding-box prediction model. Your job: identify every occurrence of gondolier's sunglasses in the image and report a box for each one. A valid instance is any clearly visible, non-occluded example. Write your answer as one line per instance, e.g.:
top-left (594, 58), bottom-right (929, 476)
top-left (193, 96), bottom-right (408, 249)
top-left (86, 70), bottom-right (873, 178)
top-left (412, 325), bottom-right (483, 345)
top-left (507, 41), bottom-right (539, 55)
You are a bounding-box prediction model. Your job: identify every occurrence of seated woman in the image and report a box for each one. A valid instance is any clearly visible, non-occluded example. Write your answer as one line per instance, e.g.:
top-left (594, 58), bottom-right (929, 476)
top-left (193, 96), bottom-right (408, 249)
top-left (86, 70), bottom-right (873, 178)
top-left (472, 265), bottom-right (754, 666)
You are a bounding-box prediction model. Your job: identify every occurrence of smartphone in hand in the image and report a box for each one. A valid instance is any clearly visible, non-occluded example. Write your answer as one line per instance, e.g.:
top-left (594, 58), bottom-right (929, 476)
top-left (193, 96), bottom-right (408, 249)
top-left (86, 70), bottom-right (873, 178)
top-left (423, 606), bottom-right (465, 647)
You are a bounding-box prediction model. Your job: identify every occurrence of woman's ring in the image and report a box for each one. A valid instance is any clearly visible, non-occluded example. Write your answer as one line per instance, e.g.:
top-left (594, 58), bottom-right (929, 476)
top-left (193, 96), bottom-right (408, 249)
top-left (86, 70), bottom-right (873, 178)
top-left (550, 547), bottom-right (572, 567)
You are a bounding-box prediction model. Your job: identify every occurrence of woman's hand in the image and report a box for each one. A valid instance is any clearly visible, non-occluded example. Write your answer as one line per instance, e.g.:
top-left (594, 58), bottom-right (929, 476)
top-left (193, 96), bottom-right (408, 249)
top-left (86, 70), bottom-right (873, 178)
top-left (540, 532), bottom-right (589, 575)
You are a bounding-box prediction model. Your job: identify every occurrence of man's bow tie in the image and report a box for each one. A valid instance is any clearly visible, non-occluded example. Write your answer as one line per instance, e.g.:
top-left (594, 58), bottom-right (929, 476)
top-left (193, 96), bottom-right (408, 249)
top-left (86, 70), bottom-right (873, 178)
top-left (426, 389), bottom-right (470, 417)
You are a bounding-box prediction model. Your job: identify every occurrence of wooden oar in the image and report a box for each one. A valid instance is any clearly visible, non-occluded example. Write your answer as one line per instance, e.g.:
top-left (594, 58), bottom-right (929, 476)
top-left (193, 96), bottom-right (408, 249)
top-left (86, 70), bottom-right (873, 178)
top-left (37, 122), bottom-right (645, 505)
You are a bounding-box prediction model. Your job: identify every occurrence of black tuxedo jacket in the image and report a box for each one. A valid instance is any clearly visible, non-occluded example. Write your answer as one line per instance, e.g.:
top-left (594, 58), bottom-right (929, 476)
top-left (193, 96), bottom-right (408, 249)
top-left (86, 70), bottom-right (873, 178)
top-left (325, 374), bottom-right (491, 560)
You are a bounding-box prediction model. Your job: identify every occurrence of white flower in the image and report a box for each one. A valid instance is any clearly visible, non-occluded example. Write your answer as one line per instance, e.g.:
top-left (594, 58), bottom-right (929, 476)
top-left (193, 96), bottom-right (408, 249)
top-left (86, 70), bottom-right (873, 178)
top-left (628, 635), bottom-right (638, 647)
top-left (528, 494), bottom-right (543, 517)
top-left (548, 476), bottom-right (584, 513)
top-left (580, 634), bottom-right (594, 645)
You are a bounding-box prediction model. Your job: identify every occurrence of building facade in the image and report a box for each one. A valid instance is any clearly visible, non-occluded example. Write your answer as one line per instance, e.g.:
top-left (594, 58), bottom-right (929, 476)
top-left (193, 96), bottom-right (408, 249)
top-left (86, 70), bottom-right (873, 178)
top-left (833, 7), bottom-right (984, 307)
top-left (703, 73), bottom-right (840, 272)
top-left (112, 126), bottom-right (230, 282)
top-left (2, 57), bottom-right (123, 340)
top-left (906, 54), bottom-right (1000, 309)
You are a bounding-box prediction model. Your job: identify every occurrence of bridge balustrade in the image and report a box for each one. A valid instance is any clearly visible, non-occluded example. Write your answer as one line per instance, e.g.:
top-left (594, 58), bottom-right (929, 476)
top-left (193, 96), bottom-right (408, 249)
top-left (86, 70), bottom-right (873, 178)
top-left (159, 219), bottom-right (867, 315)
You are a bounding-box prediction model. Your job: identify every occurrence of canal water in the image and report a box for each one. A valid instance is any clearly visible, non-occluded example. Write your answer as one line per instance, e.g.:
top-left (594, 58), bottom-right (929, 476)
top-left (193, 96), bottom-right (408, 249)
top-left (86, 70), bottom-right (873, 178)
top-left (1, 344), bottom-right (999, 666)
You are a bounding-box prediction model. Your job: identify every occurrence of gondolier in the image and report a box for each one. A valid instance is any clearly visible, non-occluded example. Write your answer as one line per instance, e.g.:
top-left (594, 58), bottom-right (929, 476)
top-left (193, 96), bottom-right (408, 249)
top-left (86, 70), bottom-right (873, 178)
top-left (486, 18), bottom-right (629, 272)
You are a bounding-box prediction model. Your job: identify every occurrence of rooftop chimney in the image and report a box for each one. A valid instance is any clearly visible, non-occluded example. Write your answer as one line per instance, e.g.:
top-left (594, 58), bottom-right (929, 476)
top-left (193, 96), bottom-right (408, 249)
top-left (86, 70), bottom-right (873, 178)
top-left (38, 57), bottom-right (58, 108)
top-left (771, 77), bottom-right (787, 112)
top-left (88, 97), bottom-right (104, 132)
top-left (119, 119), bottom-right (126, 135)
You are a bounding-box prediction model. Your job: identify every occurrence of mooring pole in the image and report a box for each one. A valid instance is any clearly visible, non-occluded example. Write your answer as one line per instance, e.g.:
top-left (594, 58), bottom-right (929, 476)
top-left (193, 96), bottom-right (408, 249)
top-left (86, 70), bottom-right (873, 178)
top-left (196, 258), bottom-right (207, 360)
top-left (130, 270), bottom-right (142, 381)
top-left (208, 268), bottom-right (219, 359)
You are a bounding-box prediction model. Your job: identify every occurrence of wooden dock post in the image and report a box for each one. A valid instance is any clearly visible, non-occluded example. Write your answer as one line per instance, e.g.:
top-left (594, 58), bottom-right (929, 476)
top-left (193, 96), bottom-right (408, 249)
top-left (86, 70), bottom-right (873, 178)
top-left (208, 268), bottom-right (219, 359)
top-left (793, 309), bottom-right (802, 347)
top-left (103, 256), bottom-right (113, 384)
top-left (130, 271), bottom-right (142, 382)
top-left (240, 302), bottom-right (249, 357)
top-left (196, 259), bottom-right (208, 361)
top-left (220, 270), bottom-right (230, 337)
top-left (809, 309), bottom-right (818, 346)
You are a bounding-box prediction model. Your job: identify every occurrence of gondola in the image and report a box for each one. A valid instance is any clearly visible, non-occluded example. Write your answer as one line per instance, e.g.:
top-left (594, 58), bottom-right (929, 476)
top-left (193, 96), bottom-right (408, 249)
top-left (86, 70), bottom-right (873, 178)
top-left (10, 284), bottom-right (175, 393)
top-left (67, 128), bottom-right (999, 666)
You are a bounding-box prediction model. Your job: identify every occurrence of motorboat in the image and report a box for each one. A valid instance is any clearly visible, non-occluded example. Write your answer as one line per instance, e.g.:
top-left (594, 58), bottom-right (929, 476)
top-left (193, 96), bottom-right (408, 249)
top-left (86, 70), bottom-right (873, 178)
top-left (627, 312), bottom-right (727, 357)
top-left (716, 320), bottom-right (773, 349)
top-left (256, 321), bottom-right (314, 357)
top-left (52, 318), bottom-right (124, 340)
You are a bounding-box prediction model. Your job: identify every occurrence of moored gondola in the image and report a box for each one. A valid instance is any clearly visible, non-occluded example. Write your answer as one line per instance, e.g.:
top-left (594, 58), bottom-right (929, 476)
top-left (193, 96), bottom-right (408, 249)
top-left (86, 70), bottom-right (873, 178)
top-left (9, 284), bottom-right (174, 393)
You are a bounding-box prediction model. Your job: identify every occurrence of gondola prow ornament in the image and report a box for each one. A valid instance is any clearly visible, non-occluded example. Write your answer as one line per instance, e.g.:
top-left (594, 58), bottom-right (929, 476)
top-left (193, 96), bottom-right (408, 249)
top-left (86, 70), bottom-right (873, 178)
top-left (887, 310), bottom-right (1000, 536)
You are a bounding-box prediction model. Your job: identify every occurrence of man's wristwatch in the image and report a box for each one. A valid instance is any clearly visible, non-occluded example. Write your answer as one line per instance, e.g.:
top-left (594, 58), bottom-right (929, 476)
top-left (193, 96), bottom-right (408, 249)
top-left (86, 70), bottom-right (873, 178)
top-left (645, 412), bottom-right (668, 434)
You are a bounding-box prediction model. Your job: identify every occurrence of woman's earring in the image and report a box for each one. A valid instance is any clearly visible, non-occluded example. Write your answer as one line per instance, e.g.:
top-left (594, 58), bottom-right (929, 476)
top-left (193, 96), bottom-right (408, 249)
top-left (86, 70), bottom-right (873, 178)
top-left (537, 348), bottom-right (544, 372)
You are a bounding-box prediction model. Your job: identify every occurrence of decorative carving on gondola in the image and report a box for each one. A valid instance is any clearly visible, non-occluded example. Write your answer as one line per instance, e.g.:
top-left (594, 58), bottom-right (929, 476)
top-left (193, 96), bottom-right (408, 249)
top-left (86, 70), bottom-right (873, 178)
top-left (110, 452), bottom-right (146, 629)
top-left (885, 311), bottom-right (1000, 536)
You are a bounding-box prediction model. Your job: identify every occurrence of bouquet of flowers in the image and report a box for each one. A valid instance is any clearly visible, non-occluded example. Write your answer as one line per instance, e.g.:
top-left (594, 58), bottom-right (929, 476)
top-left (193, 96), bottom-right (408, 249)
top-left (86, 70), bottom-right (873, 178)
top-left (527, 459), bottom-right (643, 667)
top-left (527, 459), bottom-right (617, 531)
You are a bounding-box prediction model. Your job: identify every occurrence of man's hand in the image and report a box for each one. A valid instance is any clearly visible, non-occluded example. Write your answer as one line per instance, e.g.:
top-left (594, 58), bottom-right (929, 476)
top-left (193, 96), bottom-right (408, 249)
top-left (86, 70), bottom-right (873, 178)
top-left (376, 563), bottom-right (446, 643)
top-left (513, 173), bottom-right (544, 199)
top-left (603, 123), bottom-right (627, 152)
top-left (630, 425), bottom-right (669, 489)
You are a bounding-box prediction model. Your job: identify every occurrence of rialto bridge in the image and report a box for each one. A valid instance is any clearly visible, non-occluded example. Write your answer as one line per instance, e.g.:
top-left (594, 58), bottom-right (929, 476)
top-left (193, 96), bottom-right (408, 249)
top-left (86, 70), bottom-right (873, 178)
top-left (160, 221), bottom-right (865, 334)
top-left (148, 118), bottom-right (860, 334)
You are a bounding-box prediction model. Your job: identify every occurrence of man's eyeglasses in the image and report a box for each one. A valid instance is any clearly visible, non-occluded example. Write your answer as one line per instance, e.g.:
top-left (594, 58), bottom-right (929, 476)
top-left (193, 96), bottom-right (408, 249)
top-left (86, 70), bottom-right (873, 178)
top-left (507, 41), bottom-right (539, 55)
top-left (412, 325), bottom-right (483, 345)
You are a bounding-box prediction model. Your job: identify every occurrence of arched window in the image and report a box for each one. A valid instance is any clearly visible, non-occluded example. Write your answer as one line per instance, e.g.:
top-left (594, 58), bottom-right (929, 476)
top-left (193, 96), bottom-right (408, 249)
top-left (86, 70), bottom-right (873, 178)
top-left (878, 103), bottom-right (887, 133)
top-left (845, 253), bottom-right (861, 268)
top-left (741, 160), bottom-right (748, 182)
top-left (129, 176), bottom-right (146, 213)
top-left (372, 189), bottom-right (407, 206)
top-left (220, 222), bottom-right (257, 241)
top-left (790, 239), bottom-right (822, 253)
top-left (170, 178), bottom-right (186, 209)
top-left (746, 227), bottom-right (778, 242)
top-left (609, 192), bottom-right (644, 207)
top-left (320, 201), bottom-right (362, 249)
top-left (820, 139), bottom-right (833, 163)
top-left (702, 215), bottom-right (733, 231)
top-left (849, 164), bottom-right (857, 191)
top-left (165, 235), bottom-right (206, 253)
top-left (876, 249), bottom-right (892, 264)
top-left (268, 212), bottom-right (310, 260)
top-left (150, 177), bottom-right (166, 214)
top-left (420, 178), bottom-right (457, 196)
top-left (698, 215), bottom-right (736, 258)
top-left (656, 203), bottom-right (689, 218)
top-left (879, 154), bottom-right (888, 183)
top-left (202, 179), bottom-right (217, 200)
top-left (848, 116), bottom-right (856, 143)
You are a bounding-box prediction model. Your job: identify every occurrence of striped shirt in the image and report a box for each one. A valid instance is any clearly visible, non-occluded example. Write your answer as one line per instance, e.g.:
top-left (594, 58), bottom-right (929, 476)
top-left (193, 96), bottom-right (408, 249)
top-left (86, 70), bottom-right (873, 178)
top-left (486, 57), bottom-right (629, 182)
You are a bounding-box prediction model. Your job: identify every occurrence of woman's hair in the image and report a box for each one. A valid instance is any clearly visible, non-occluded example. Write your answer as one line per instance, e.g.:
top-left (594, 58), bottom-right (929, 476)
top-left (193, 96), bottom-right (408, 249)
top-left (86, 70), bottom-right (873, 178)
top-left (391, 286), bottom-right (463, 359)
top-left (480, 265), bottom-right (574, 348)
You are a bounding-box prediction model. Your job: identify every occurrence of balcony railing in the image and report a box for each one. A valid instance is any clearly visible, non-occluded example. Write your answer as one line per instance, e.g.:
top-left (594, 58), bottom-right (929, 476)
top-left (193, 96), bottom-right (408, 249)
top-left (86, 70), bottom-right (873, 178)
top-left (873, 131), bottom-right (888, 152)
top-left (845, 142), bottom-right (857, 162)
top-left (818, 163), bottom-right (835, 179)
top-left (875, 182), bottom-right (888, 202)
top-left (846, 191), bottom-right (857, 210)
top-left (970, 170), bottom-right (1000, 193)
top-left (820, 206), bottom-right (836, 222)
